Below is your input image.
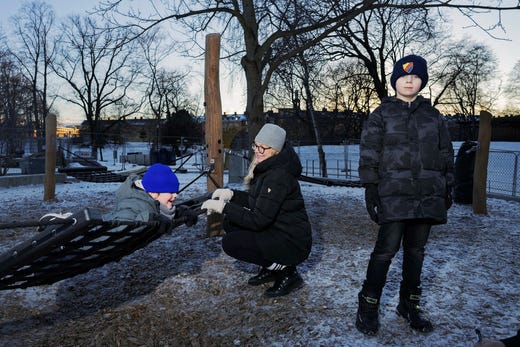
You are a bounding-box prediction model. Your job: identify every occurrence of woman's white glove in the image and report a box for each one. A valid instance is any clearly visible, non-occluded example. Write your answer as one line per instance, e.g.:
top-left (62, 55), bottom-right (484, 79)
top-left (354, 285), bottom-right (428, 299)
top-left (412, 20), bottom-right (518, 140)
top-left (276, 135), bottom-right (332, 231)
top-left (201, 199), bottom-right (226, 215)
top-left (211, 188), bottom-right (234, 202)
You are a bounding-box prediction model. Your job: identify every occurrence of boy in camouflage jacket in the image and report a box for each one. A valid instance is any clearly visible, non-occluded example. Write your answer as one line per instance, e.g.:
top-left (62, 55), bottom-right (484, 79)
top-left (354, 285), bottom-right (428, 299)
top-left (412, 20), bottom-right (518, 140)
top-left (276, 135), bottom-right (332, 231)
top-left (355, 55), bottom-right (454, 336)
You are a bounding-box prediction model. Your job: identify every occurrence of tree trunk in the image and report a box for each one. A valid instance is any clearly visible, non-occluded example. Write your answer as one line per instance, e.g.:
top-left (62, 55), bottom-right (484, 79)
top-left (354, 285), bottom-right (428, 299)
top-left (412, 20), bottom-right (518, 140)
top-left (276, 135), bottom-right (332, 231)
top-left (305, 108), bottom-right (327, 178)
top-left (302, 61), bottom-right (327, 177)
top-left (242, 58), bottom-right (264, 145)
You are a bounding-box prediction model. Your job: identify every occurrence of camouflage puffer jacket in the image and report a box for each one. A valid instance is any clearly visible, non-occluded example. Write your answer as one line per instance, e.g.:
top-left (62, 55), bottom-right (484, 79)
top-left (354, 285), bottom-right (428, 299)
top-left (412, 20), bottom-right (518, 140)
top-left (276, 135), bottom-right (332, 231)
top-left (358, 95), bottom-right (454, 225)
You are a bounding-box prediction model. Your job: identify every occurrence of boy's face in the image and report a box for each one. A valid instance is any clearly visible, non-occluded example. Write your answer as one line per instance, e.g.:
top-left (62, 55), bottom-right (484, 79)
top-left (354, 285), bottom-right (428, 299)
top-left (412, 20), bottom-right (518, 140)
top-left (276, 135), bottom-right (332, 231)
top-left (395, 74), bottom-right (422, 102)
top-left (150, 192), bottom-right (177, 209)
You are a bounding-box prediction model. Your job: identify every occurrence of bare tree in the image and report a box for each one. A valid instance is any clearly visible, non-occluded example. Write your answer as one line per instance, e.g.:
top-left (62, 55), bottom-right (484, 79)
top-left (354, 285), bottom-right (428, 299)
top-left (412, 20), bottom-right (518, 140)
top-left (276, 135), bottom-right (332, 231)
top-left (320, 59), bottom-right (378, 114)
top-left (324, 6), bottom-right (443, 101)
top-left (439, 42), bottom-right (497, 117)
top-left (504, 59), bottom-right (520, 114)
top-left (99, 0), bottom-right (519, 142)
top-left (299, 53), bottom-right (328, 176)
top-left (150, 70), bottom-right (195, 119)
top-left (428, 41), bottom-right (497, 139)
top-left (52, 15), bottom-right (143, 158)
top-left (452, 43), bottom-right (497, 140)
top-left (138, 30), bottom-right (196, 121)
top-left (10, 0), bottom-right (57, 152)
top-left (0, 49), bottom-right (33, 174)
top-left (427, 41), bottom-right (467, 109)
top-left (137, 29), bottom-right (200, 151)
top-left (266, 32), bottom-right (331, 175)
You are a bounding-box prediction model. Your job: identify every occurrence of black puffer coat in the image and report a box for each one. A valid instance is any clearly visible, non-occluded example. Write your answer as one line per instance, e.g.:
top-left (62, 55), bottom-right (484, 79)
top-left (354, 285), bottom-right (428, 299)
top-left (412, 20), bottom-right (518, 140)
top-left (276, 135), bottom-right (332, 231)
top-left (223, 143), bottom-right (312, 265)
top-left (359, 95), bottom-right (454, 225)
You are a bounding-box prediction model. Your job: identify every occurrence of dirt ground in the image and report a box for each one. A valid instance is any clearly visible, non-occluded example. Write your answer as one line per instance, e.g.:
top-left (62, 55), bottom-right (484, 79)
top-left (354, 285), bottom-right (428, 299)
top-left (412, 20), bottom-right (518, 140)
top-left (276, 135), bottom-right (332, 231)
top-left (0, 184), bottom-right (518, 347)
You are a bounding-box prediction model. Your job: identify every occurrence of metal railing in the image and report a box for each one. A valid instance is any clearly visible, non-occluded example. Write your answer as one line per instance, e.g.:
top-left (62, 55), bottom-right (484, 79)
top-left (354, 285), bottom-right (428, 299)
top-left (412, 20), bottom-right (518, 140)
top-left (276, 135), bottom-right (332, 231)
top-left (486, 150), bottom-right (519, 199)
top-left (297, 145), bottom-right (520, 200)
top-left (297, 144), bottom-right (360, 180)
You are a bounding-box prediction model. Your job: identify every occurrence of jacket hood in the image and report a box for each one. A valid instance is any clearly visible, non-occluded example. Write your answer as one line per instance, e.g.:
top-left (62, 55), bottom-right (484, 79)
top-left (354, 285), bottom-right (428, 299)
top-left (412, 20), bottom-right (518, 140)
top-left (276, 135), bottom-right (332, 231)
top-left (254, 142), bottom-right (302, 178)
top-left (115, 174), bottom-right (158, 209)
top-left (382, 95), bottom-right (431, 109)
top-left (103, 174), bottom-right (160, 222)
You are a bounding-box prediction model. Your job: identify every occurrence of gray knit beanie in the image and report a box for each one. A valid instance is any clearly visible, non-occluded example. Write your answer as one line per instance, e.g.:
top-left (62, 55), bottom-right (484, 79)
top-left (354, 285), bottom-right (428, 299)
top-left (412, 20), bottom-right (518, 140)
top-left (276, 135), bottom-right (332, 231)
top-left (254, 123), bottom-right (286, 152)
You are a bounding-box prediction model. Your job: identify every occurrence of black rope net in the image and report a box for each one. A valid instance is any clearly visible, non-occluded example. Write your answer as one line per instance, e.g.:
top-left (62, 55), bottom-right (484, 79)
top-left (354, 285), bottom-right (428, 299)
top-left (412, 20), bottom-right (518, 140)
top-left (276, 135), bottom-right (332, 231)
top-left (59, 169), bottom-right (129, 182)
top-left (0, 208), bottom-right (168, 290)
top-left (0, 191), bottom-right (209, 291)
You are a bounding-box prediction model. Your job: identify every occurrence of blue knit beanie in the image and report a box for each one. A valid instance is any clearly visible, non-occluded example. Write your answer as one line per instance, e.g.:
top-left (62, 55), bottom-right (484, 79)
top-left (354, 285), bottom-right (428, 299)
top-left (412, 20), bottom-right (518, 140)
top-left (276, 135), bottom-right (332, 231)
top-left (390, 54), bottom-right (428, 91)
top-left (141, 164), bottom-right (179, 193)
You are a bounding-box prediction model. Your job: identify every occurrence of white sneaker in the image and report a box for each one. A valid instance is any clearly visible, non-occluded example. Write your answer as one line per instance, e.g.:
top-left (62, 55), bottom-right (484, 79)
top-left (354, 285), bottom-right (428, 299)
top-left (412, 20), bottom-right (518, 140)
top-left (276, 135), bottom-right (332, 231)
top-left (37, 212), bottom-right (73, 231)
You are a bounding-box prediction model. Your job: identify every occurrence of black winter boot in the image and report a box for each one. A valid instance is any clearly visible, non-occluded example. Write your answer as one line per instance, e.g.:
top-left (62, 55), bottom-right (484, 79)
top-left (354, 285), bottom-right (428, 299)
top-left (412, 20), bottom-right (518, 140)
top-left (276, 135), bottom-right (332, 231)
top-left (264, 266), bottom-right (303, 297)
top-left (355, 292), bottom-right (380, 335)
top-left (396, 292), bottom-right (434, 333)
top-left (248, 267), bottom-right (277, 286)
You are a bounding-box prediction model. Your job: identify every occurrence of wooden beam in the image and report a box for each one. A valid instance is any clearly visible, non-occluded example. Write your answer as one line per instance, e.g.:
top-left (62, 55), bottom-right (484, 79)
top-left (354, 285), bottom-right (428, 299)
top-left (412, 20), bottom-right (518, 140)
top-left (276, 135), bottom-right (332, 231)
top-left (44, 114), bottom-right (57, 201)
top-left (204, 33), bottom-right (224, 236)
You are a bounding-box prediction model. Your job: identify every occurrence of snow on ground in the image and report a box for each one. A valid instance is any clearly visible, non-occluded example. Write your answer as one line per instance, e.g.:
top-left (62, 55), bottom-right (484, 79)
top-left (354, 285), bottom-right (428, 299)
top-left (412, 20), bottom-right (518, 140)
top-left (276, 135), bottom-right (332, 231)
top-left (0, 150), bottom-right (519, 346)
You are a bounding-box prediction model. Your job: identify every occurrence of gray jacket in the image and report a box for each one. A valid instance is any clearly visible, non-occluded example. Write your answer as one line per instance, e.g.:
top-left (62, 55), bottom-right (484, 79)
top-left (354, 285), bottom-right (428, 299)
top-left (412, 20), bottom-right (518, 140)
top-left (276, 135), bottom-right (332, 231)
top-left (103, 174), bottom-right (161, 222)
top-left (359, 96), bottom-right (454, 225)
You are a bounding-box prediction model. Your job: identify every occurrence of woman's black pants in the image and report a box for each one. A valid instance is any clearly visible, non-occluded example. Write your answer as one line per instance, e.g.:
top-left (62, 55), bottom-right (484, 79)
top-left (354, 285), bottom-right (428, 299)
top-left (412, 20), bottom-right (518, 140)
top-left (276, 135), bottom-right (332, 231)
top-left (221, 219), bottom-right (272, 268)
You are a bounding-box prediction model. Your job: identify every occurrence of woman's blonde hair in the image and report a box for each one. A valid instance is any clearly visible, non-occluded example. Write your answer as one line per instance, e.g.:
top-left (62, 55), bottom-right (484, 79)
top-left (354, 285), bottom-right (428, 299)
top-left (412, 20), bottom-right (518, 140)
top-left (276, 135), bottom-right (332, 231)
top-left (243, 149), bottom-right (280, 186)
top-left (243, 155), bottom-right (257, 187)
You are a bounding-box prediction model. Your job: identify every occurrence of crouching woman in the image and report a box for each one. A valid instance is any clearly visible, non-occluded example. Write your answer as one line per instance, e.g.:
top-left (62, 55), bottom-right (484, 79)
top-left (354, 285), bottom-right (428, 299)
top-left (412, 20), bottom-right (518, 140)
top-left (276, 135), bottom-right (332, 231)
top-left (202, 124), bottom-right (312, 297)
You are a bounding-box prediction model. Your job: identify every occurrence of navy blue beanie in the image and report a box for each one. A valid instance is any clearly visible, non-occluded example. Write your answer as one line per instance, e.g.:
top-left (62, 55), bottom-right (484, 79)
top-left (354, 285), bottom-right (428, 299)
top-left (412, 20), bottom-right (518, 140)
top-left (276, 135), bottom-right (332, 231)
top-left (390, 54), bottom-right (428, 91)
top-left (141, 164), bottom-right (179, 193)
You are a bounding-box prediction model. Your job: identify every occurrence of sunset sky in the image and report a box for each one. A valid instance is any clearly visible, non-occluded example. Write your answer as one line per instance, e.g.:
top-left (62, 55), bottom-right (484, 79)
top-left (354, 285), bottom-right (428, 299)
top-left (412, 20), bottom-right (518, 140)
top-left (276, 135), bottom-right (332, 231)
top-left (1, 0), bottom-right (518, 124)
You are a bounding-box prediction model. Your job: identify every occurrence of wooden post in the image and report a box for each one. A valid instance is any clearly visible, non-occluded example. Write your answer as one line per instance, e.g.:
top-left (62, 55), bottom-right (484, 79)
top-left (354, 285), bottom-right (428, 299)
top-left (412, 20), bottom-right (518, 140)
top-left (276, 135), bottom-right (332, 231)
top-left (44, 114), bottom-right (57, 201)
top-left (204, 33), bottom-right (224, 236)
top-left (472, 110), bottom-right (492, 215)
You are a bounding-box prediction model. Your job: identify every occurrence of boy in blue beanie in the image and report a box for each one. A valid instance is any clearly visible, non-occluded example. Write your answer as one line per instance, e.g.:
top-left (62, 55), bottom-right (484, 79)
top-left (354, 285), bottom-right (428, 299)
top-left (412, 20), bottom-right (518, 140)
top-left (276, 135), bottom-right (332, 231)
top-left (40, 164), bottom-right (197, 229)
top-left (355, 54), bottom-right (454, 335)
top-left (105, 163), bottom-right (197, 227)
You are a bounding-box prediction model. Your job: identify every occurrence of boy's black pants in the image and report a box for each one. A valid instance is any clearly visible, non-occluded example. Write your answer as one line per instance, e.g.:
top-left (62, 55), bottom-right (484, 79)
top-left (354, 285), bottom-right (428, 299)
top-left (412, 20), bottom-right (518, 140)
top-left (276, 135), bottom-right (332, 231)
top-left (362, 220), bottom-right (431, 297)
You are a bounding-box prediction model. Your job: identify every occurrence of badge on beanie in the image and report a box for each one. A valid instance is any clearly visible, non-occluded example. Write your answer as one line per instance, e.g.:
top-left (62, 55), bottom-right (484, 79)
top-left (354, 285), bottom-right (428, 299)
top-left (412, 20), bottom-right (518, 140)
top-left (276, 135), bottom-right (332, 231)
top-left (402, 62), bottom-right (414, 73)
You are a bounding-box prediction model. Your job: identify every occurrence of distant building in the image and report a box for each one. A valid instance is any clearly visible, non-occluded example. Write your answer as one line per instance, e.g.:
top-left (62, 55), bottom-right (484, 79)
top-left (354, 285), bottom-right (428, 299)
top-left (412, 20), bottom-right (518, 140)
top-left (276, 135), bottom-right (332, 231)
top-left (76, 111), bottom-right (520, 146)
top-left (56, 125), bottom-right (80, 138)
top-left (78, 117), bottom-right (161, 144)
